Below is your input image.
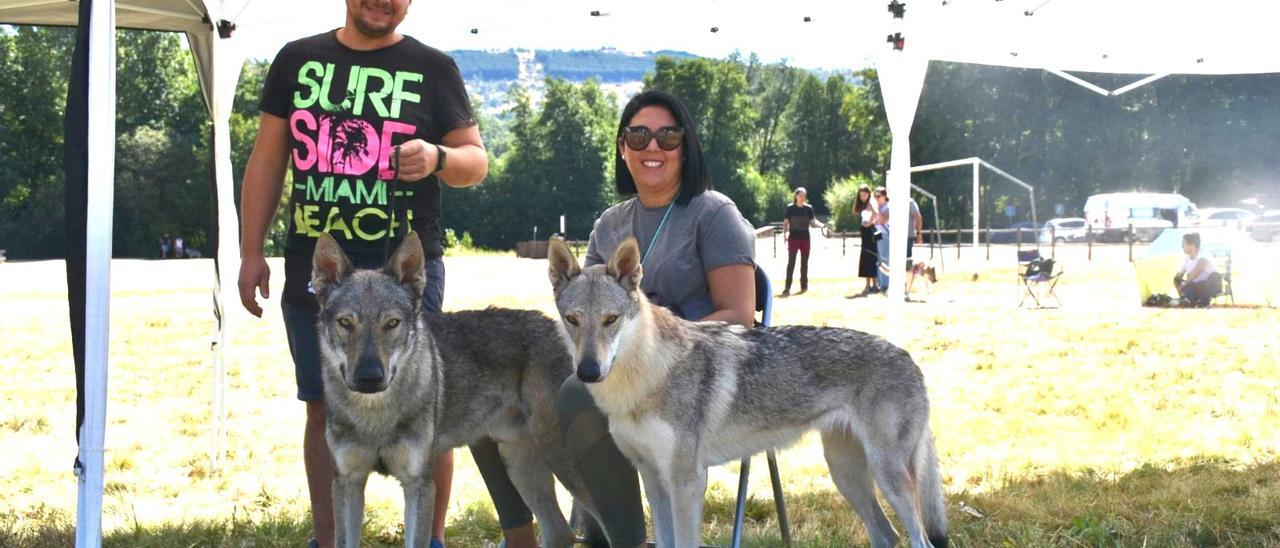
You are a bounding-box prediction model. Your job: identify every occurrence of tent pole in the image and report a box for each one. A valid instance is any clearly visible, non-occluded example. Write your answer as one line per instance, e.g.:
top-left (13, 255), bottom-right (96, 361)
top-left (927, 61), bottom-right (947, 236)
top-left (75, 0), bottom-right (116, 546)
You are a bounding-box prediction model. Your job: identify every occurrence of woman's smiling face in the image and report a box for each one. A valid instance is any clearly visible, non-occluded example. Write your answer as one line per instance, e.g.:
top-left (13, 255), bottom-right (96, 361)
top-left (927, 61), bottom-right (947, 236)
top-left (619, 106), bottom-right (683, 200)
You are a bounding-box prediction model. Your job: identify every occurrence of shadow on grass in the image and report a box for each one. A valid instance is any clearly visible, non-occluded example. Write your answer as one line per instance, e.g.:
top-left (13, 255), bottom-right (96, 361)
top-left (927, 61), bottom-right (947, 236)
top-left (4, 458), bottom-right (1276, 547)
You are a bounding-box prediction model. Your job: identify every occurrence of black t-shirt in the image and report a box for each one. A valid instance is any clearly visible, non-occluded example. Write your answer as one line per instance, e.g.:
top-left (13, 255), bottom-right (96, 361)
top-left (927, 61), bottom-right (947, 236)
top-left (785, 203), bottom-right (816, 240)
top-left (260, 30), bottom-right (476, 309)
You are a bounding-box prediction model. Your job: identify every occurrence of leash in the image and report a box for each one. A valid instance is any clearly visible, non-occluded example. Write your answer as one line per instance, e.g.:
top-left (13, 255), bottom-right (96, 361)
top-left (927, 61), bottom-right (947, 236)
top-left (641, 201), bottom-right (675, 268)
top-left (383, 144), bottom-right (401, 262)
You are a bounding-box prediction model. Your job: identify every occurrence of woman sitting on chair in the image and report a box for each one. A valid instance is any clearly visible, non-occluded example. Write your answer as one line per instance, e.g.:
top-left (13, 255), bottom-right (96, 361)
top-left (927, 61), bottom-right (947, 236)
top-left (474, 90), bottom-right (756, 547)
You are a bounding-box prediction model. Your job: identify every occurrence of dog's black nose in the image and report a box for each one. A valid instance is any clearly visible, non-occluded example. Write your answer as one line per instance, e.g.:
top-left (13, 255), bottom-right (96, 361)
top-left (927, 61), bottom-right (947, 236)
top-left (353, 358), bottom-right (385, 390)
top-left (577, 358), bottom-right (602, 383)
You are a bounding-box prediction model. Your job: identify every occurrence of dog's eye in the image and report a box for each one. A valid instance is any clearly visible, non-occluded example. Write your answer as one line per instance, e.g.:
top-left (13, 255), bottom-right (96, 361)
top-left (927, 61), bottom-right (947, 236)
top-left (337, 317), bottom-right (354, 330)
top-left (602, 314), bottom-right (618, 326)
top-left (384, 318), bottom-right (401, 330)
top-left (565, 315), bottom-right (579, 326)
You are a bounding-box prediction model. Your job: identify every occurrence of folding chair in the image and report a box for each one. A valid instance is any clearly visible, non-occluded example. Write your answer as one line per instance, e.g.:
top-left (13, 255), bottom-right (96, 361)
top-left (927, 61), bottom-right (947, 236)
top-left (728, 265), bottom-right (792, 547)
top-left (1017, 249), bottom-right (1062, 308)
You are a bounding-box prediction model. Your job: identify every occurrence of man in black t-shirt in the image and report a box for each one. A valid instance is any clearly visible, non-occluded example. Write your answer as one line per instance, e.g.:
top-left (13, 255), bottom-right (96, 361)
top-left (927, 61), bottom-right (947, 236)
top-left (237, 2), bottom-right (487, 546)
top-left (782, 187), bottom-right (824, 296)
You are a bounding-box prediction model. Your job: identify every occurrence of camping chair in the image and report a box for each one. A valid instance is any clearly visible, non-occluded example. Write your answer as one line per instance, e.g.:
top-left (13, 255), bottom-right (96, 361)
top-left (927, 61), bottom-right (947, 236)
top-left (1017, 249), bottom-right (1062, 308)
top-left (728, 265), bottom-right (792, 547)
top-left (1211, 249), bottom-right (1234, 305)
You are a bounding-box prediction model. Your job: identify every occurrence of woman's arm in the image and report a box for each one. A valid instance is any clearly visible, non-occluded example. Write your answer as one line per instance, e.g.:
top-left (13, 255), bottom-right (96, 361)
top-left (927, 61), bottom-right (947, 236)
top-left (701, 263), bottom-right (756, 327)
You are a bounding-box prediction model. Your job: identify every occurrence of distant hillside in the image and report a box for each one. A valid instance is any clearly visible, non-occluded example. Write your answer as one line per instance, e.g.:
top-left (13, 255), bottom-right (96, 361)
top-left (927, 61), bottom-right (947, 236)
top-left (450, 48), bottom-right (697, 84)
top-left (447, 48), bottom-right (700, 113)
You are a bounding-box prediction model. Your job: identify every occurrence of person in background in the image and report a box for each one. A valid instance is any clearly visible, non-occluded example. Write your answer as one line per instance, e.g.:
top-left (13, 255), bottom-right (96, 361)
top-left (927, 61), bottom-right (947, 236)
top-left (853, 185), bottom-right (879, 295)
top-left (873, 188), bottom-right (891, 292)
top-left (782, 187), bottom-right (824, 296)
top-left (1173, 232), bottom-right (1221, 307)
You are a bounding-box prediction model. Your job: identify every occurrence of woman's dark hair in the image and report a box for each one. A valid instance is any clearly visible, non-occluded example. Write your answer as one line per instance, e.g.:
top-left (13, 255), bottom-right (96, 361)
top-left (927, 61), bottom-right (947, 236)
top-left (1183, 232), bottom-right (1201, 248)
top-left (854, 185), bottom-right (872, 213)
top-left (615, 90), bottom-right (711, 205)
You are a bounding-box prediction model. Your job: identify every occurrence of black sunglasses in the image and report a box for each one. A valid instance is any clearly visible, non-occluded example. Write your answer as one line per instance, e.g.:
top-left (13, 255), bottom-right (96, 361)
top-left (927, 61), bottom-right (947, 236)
top-left (620, 126), bottom-right (685, 151)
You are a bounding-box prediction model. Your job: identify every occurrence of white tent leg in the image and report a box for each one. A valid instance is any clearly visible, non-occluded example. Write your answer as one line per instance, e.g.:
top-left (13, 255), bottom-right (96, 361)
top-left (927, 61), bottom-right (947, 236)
top-left (877, 53), bottom-right (929, 306)
top-left (76, 0), bottom-right (116, 546)
top-left (208, 30), bottom-right (245, 472)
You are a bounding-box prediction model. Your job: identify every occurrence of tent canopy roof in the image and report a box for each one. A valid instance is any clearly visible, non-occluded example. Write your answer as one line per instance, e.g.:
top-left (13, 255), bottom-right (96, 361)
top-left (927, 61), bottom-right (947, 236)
top-left (5, 0), bottom-right (1277, 75)
top-left (0, 0), bottom-right (212, 34)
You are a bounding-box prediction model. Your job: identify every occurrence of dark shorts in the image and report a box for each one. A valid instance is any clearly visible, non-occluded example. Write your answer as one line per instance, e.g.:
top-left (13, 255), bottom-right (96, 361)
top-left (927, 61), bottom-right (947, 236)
top-left (282, 258), bottom-right (446, 401)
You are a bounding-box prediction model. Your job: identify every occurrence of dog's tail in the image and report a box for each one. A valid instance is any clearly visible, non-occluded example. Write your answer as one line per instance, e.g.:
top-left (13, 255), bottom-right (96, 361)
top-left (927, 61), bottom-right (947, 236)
top-left (914, 430), bottom-right (949, 547)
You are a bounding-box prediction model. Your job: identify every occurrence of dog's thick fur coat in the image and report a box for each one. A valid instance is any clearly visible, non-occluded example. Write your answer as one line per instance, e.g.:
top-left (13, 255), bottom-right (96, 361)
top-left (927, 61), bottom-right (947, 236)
top-left (547, 237), bottom-right (949, 548)
top-left (312, 233), bottom-right (593, 548)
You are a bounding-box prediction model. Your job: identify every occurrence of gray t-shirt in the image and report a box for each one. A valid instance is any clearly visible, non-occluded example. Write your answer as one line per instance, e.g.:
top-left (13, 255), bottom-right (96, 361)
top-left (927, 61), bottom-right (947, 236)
top-left (586, 191), bottom-right (755, 321)
top-left (879, 198), bottom-right (921, 238)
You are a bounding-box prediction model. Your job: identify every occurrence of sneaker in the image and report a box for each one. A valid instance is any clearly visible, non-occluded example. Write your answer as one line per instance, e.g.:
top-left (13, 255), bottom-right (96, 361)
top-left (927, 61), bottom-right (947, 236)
top-left (780, 289), bottom-right (791, 297)
top-left (798, 288), bottom-right (807, 295)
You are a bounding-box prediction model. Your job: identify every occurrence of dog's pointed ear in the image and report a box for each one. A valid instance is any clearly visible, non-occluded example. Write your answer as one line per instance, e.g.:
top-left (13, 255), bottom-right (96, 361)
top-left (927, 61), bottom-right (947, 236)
top-left (548, 238), bottom-right (581, 292)
top-left (607, 238), bottom-right (643, 292)
top-left (312, 232), bottom-right (353, 299)
top-left (386, 231), bottom-right (427, 297)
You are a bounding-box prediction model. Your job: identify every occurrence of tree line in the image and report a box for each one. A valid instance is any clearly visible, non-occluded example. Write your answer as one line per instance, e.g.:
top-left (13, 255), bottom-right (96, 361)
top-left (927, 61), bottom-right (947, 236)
top-left (3, 26), bottom-right (1278, 258)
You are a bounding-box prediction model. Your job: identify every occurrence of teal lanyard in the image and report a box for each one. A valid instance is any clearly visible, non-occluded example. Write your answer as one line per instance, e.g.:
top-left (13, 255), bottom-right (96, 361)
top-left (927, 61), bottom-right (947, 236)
top-left (641, 201), bottom-right (676, 268)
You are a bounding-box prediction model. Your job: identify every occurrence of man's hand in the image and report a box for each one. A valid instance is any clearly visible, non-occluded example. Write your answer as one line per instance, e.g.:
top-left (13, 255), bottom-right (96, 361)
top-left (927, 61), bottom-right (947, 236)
top-left (238, 256), bottom-right (271, 318)
top-left (394, 139), bottom-right (441, 182)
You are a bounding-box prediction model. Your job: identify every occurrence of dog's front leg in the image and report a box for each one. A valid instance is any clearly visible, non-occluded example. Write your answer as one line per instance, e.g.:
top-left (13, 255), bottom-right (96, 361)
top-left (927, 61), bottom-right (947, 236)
top-left (635, 461), bottom-right (674, 547)
top-left (333, 472), bottom-right (370, 548)
top-left (668, 464), bottom-right (708, 548)
top-left (402, 475), bottom-right (436, 548)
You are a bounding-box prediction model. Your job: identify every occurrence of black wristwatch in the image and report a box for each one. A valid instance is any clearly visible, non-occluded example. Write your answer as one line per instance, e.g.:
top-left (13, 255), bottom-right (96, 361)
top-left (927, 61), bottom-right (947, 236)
top-left (432, 143), bottom-right (447, 174)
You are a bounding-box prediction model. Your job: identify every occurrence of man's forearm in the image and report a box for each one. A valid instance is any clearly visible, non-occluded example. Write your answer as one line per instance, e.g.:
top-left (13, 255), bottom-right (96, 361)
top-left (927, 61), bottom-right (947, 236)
top-left (240, 174), bottom-right (284, 258)
top-left (437, 144), bottom-right (487, 188)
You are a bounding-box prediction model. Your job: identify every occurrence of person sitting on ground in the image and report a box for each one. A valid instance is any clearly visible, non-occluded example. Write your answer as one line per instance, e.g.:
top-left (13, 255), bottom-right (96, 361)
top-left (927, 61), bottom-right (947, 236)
top-left (1173, 232), bottom-right (1221, 307)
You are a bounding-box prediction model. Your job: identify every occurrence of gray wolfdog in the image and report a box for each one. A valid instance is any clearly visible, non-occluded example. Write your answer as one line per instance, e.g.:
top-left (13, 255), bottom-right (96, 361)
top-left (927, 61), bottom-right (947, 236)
top-left (547, 237), bottom-right (949, 548)
top-left (312, 232), bottom-right (594, 548)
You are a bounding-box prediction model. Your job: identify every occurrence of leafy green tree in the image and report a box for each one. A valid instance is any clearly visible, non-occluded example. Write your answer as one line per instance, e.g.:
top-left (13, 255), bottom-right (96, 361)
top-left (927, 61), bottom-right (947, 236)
top-left (445, 79), bottom-right (617, 248)
top-left (646, 57), bottom-right (762, 223)
top-left (0, 27), bottom-right (74, 259)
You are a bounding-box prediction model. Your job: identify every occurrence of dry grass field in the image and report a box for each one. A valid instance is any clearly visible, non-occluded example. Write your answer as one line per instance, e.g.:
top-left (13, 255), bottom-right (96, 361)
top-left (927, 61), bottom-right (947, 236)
top-left (1, 235), bottom-right (1277, 547)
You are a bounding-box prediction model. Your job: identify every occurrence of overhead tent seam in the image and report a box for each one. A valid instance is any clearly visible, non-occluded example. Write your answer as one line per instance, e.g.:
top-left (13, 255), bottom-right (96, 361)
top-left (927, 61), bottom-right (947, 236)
top-left (5, 0), bottom-right (1280, 545)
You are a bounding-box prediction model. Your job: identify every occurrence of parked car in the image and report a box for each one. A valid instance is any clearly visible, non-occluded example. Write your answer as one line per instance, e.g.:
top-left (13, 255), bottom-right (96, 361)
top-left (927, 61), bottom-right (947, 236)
top-left (1039, 217), bottom-right (1088, 244)
top-left (1248, 210), bottom-right (1280, 243)
top-left (990, 221), bottom-right (1038, 243)
top-left (1188, 207), bottom-right (1257, 229)
top-left (1083, 192), bottom-right (1197, 242)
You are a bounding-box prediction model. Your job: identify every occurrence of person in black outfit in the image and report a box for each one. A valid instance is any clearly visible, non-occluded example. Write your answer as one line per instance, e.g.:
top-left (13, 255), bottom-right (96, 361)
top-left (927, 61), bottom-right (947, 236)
top-left (853, 185), bottom-right (880, 294)
top-left (782, 187), bottom-right (824, 296)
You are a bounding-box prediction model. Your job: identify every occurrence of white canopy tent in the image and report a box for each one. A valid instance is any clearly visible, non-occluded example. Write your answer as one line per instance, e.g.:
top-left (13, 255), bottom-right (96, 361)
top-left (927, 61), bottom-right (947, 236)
top-left (4, 0), bottom-right (1280, 545)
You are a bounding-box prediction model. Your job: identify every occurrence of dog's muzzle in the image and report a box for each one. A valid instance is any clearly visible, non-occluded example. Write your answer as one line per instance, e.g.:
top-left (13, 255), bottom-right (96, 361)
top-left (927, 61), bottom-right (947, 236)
top-left (576, 357), bottom-right (602, 383)
top-left (351, 357), bottom-right (387, 393)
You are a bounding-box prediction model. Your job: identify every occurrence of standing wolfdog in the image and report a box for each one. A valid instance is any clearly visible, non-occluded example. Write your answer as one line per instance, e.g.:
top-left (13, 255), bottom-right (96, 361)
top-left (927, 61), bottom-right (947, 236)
top-left (312, 232), bottom-right (592, 548)
top-left (547, 237), bottom-right (949, 548)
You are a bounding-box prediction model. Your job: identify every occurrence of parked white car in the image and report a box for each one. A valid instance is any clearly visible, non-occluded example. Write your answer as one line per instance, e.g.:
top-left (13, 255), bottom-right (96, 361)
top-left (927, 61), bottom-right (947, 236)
top-left (1188, 207), bottom-right (1257, 229)
top-left (1039, 217), bottom-right (1088, 244)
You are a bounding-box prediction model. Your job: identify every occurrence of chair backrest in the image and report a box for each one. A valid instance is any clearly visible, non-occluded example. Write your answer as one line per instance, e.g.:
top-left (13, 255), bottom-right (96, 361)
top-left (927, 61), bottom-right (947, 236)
top-left (754, 264), bottom-right (772, 327)
top-left (1016, 249), bottom-right (1041, 264)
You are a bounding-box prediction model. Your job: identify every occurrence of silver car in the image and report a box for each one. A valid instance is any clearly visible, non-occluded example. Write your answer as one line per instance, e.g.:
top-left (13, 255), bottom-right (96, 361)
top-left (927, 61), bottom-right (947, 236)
top-left (1040, 217), bottom-right (1088, 244)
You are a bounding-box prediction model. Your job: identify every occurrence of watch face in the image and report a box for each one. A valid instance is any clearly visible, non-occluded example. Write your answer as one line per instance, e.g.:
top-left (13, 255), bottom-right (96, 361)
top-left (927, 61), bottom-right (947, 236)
top-left (435, 144), bottom-right (447, 173)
